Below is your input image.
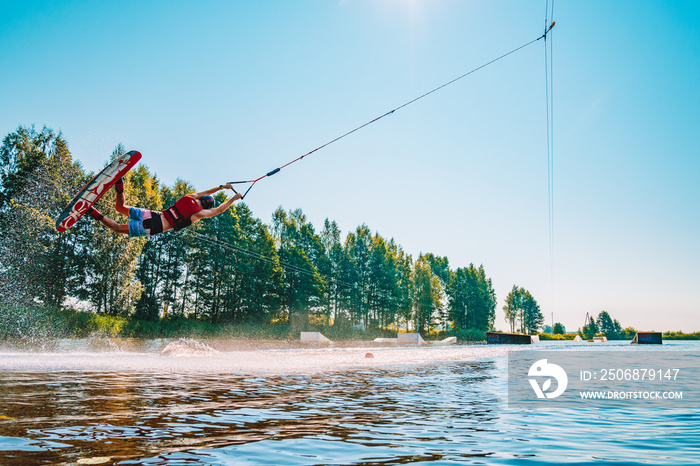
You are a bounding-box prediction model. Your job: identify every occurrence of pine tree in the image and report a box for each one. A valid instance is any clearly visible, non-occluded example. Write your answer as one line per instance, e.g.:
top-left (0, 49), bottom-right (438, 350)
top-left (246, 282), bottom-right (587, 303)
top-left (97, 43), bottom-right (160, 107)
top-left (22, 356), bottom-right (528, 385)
top-left (272, 208), bottom-right (325, 326)
top-left (596, 311), bottom-right (623, 339)
top-left (448, 264), bottom-right (496, 332)
top-left (521, 289), bottom-right (543, 334)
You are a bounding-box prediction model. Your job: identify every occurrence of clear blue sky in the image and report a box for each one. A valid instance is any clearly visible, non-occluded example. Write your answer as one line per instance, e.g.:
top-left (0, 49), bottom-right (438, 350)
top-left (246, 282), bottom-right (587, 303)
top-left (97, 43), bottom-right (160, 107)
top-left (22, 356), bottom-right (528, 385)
top-left (2, 0), bottom-right (698, 332)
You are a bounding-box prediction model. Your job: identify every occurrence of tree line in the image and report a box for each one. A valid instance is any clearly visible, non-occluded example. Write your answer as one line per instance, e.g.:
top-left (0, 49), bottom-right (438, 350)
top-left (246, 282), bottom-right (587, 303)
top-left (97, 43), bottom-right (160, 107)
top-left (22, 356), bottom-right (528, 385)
top-left (579, 310), bottom-right (636, 340)
top-left (0, 126), bottom-right (545, 335)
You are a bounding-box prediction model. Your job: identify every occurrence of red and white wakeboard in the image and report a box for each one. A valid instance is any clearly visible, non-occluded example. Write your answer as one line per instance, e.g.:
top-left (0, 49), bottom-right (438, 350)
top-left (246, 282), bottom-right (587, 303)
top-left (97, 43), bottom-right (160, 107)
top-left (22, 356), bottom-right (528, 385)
top-left (55, 150), bottom-right (142, 232)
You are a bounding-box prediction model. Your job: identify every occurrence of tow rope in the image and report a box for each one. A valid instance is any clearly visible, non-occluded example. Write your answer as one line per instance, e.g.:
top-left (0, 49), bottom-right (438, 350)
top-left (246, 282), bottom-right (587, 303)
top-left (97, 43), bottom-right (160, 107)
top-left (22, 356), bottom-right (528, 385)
top-left (229, 22), bottom-right (555, 200)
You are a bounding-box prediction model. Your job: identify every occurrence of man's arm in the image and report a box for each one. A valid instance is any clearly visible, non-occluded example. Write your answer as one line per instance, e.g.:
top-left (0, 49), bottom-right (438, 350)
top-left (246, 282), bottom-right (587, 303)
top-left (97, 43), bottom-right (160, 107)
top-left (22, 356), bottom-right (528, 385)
top-left (191, 183), bottom-right (235, 200)
top-left (191, 191), bottom-right (243, 223)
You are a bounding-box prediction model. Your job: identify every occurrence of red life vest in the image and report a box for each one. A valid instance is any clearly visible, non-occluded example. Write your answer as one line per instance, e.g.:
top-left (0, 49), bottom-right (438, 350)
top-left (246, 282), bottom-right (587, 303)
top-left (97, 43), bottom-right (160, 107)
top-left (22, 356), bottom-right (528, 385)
top-left (162, 195), bottom-right (201, 231)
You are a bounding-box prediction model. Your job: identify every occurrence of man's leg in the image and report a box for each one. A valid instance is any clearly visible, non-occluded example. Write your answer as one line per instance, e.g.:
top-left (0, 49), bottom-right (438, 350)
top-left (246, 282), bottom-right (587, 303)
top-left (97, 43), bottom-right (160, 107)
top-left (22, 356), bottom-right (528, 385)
top-left (114, 178), bottom-right (130, 216)
top-left (87, 206), bottom-right (129, 234)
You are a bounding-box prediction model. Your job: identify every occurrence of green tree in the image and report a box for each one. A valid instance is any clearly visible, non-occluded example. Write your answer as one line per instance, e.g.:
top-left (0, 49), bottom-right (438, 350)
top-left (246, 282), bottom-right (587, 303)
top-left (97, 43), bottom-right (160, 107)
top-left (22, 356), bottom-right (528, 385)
top-left (0, 126), bottom-right (87, 306)
top-left (367, 235), bottom-right (404, 329)
top-left (383, 239), bottom-right (412, 330)
top-left (0, 125), bottom-right (72, 209)
top-left (597, 310), bottom-right (623, 339)
top-left (448, 264), bottom-right (496, 332)
top-left (193, 201), bottom-right (282, 324)
top-left (321, 219), bottom-right (346, 324)
top-left (333, 235), bottom-right (360, 327)
top-left (343, 224), bottom-right (372, 326)
top-left (503, 285), bottom-right (542, 334)
top-left (227, 203), bottom-right (283, 324)
top-left (86, 145), bottom-right (147, 316)
top-left (581, 316), bottom-right (598, 340)
top-left (394, 245), bottom-right (413, 331)
top-left (503, 285), bottom-right (522, 333)
top-left (272, 208), bottom-right (326, 326)
top-left (521, 290), bottom-right (543, 334)
top-left (424, 253), bottom-right (451, 286)
top-left (412, 254), bottom-right (442, 334)
top-left (135, 179), bottom-right (194, 320)
top-left (341, 225), bottom-right (414, 331)
top-left (186, 191), bottom-right (240, 323)
top-left (424, 253), bottom-right (450, 329)
top-left (553, 322), bottom-right (565, 334)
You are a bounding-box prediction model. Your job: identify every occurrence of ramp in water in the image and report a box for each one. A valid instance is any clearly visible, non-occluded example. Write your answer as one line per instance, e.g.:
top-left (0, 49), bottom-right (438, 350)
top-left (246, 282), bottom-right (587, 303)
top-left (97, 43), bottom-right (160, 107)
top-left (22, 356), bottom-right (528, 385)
top-left (300, 332), bottom-right (332, 343)
top-left (397, 333), bottom-right (425, 344)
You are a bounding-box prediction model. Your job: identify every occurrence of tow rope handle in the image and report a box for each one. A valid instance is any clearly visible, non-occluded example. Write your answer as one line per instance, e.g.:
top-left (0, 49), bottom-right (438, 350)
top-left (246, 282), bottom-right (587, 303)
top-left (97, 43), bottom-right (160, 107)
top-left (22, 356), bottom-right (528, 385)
top-left (221, 184), bottom-right (239, 196)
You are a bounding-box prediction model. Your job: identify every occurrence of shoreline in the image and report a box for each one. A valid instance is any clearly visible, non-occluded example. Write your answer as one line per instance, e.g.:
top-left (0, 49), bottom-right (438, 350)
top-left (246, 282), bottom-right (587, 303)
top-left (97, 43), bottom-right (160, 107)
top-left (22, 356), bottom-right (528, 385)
top-left (0, 341), bottom-right (508, 374)
top-left (1, 338), bottom-right (698, 375)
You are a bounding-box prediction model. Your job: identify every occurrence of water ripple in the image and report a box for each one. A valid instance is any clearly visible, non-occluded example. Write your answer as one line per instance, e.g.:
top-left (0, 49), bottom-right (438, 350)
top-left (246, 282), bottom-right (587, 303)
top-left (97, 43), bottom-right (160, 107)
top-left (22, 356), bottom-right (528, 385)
top-left (0, 342), bottom-right (699, 464)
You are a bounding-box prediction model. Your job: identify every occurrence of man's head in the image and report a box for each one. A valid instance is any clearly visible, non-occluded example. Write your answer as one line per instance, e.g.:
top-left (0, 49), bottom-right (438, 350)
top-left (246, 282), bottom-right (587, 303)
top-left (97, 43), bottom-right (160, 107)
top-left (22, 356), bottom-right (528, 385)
top-left (200, 195), bottom-right (215, 209)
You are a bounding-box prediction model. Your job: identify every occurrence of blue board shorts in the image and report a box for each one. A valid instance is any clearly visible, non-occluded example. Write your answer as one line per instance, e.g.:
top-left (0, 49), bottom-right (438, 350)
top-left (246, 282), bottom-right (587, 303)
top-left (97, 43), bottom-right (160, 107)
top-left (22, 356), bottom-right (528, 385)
top-left (128, 208), bottom-right (163, 237)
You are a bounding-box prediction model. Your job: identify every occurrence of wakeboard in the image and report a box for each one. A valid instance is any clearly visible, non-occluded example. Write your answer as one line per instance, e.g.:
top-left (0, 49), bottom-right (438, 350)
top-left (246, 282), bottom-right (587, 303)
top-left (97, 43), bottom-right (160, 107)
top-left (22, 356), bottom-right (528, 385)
top-left (55, 150), bottom-right (142, 232)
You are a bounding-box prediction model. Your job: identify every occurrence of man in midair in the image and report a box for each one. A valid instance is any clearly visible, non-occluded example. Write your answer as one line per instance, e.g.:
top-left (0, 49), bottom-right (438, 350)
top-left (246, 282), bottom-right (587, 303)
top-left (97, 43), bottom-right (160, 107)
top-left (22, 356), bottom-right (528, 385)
top-left (86, 179), bottom-right (242, 236)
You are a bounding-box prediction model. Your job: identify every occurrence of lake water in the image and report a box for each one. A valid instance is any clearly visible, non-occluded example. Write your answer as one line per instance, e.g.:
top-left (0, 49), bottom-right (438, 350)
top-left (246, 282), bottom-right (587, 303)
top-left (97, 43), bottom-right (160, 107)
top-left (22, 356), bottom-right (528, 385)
top-left (0, 339), bottom-right (698, 465)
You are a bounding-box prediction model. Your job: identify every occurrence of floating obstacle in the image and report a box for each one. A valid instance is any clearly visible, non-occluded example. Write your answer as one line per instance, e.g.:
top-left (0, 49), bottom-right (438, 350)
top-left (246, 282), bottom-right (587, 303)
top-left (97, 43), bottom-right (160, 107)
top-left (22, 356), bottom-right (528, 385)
top-left (589, 336), bottom-right (608, 343)
top-left (372, 333), bottom-right (426, 344)
top-left (373, 334), bottom-right (452, 344)
top-left (486, 332), bottom-right (538, 344)
top-left (300, 332), bottom-right (332, 343)
top-left (397, 333), bottom-right (425, 344)
top-left (161, 338), bottom-right (218, 356)
top-left (428, 336), bottom-right (458, 346)
top-left (573, 335), bottom-right (583, 341)
top-left (631, 332), bottom-right (663, 344)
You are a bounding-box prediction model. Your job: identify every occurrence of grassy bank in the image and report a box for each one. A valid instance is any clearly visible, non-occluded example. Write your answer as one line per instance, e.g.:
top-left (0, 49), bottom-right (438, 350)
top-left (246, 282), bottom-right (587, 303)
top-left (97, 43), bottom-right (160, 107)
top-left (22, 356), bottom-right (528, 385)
top-left (663, 331), bottom-right (700, 340)
top-left (537, 333), bottom-right (577, 340)
top-left (0, 305), bottom-right (452, 341)
top-left (0, 305), bottom-right (318, 340)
